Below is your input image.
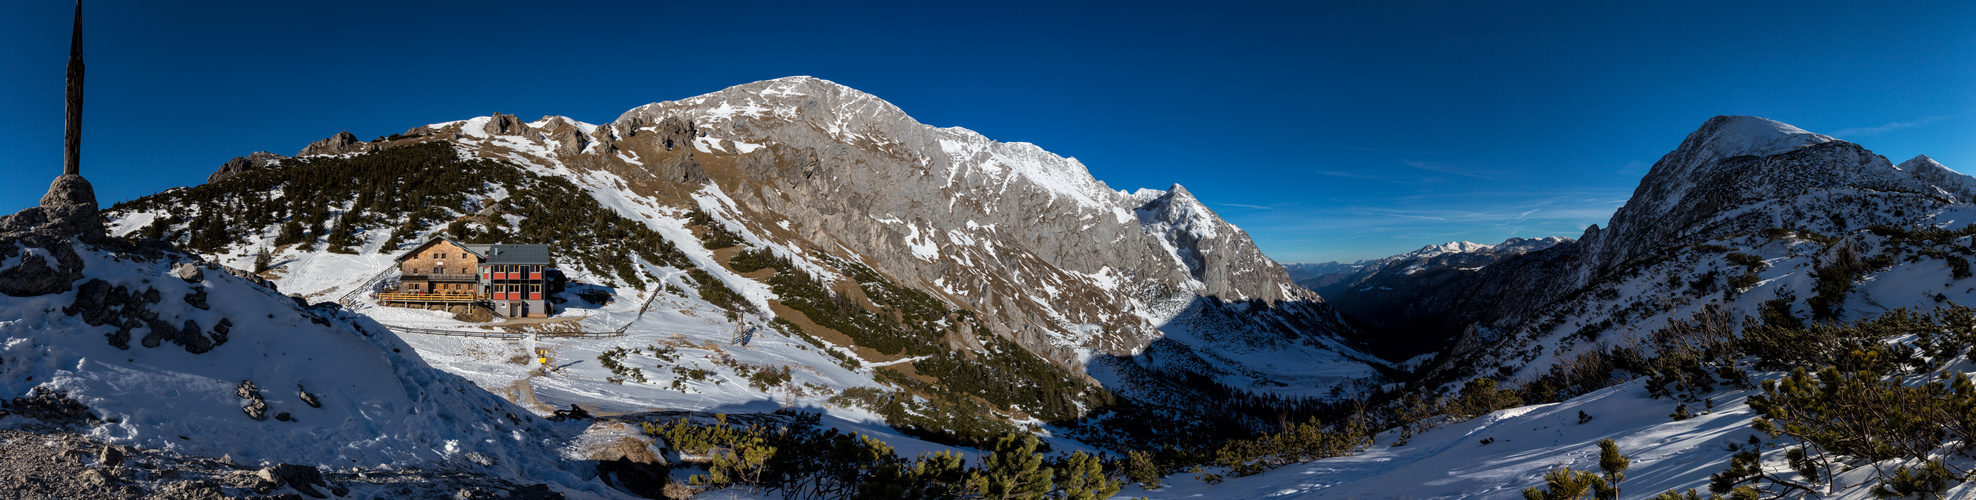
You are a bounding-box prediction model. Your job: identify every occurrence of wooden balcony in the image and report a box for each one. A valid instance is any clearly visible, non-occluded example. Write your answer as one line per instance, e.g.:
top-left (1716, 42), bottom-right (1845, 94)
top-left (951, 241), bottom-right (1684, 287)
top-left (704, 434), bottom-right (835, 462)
top-left (378, 292), bottom-right (487, 304)
top-left (401, 272), bottom-right (480, 282)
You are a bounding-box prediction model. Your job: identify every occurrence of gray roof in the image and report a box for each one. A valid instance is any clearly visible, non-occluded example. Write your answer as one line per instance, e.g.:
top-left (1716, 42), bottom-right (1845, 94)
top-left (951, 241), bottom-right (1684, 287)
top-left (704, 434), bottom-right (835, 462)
top-left (484, 244), bottom-right (551, 264)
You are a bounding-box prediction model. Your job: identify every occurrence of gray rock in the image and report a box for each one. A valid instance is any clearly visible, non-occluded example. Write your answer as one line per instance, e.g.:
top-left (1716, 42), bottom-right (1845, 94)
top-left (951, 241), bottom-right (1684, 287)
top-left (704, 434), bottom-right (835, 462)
top-left (171, 262), bottom-right (205, 283)
top-left (210, 318), bottom-right (231, 347)
top-left (38, 174), bottom-right (96, 209)
top-left (237, 381), bottom-right (268, 421)
top-left (241, 399), bottom-right (267, 421)
top-left (297, 131), bottom-right (369, 157)
top-left (297, 385), bottom-right (320, 409)
top-left (219, 264), bottom-right (276, 291)
top-left (183, 286), bottom-right (209, 310)
top-left (206, 151), bottom-right (285, 184)
top-left (98, 444), bottom-right (125, 467)
top-left (140, 318), bottom-right (215, 354)
top-left (256, 463), bottom-right (327, 498)
top-left (235, 380), bottom-right (261, 400)
top-left (4, 387), bottom-right (95, 425)
top-left (0, 250), bottom-right (80, 297)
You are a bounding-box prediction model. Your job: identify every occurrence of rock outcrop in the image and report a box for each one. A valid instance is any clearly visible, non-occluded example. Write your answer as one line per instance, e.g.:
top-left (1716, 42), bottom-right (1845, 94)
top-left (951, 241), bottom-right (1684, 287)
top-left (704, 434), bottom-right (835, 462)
top-left (0, 169), bottom-right (107, 297)
top-left (205, 151), bottom-right (285, 184)
top-left (297, 131), bottom-right (374, 156)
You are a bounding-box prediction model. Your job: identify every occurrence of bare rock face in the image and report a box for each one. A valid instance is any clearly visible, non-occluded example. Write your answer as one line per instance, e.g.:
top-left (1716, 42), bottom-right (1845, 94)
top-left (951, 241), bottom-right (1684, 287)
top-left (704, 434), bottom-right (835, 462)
top-left (481, 112), bottom-right (533, 137)
top-left (297, 131), bottom-right (373, 156)
top-left (533, 116), bottom-right (591, 157)
top-left (205, 151), bottom-right (285, 184)
top-left (1132, 184), bottom-right (1305, 302)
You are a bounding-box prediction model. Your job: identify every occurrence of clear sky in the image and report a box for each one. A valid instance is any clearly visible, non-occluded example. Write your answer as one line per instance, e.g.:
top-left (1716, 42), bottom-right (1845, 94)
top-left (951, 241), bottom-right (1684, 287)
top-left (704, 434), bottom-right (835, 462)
top-left (2, 1), bottom-right (1971, 263)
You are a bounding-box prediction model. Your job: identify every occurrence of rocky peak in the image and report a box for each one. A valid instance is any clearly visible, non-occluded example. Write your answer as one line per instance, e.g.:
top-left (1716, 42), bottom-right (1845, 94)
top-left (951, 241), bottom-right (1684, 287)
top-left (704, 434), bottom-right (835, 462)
top-left (206, 151), bottom-right (286, 184)
top-left (1898, 155), bottom-right (1976, 203)
top-left (1685, 115), bottom-right (1834, 160)
top-left (1581, 116), bottom-right (1886, 275)
top-left (297, 131), bottom-right (374, 156)
top-left (480, 113), bottom-right (533, 137)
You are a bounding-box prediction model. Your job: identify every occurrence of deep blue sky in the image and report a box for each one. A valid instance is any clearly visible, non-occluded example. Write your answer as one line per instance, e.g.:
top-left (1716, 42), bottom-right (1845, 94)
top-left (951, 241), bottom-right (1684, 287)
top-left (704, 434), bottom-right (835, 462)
top-left (3, 1), bottom-right (1971, 263)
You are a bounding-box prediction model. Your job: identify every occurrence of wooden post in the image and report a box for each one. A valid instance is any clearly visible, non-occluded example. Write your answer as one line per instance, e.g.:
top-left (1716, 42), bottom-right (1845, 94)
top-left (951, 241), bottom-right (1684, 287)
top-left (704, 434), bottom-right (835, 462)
top-left (64, 1), bottom-right (84, 177)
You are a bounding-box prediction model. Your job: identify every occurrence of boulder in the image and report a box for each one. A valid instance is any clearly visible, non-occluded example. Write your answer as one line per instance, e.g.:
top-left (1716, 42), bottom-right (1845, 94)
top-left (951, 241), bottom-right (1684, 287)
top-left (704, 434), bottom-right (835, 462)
top-left (255, 463), bottom-right (327, 499)
top-left (171, 262), bottom-right (205, 283)
top-left (98, 444), bottom-right (126, 467)
top-left (38, 174), bottom-right (96, 209)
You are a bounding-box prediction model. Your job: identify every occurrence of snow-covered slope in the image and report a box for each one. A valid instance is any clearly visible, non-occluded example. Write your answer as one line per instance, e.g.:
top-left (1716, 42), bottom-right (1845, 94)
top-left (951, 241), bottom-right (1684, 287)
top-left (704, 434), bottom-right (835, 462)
top-left (1417, 115), bottom-right (1976, 390)
top-left (0, 207), bottom-right (613, 496)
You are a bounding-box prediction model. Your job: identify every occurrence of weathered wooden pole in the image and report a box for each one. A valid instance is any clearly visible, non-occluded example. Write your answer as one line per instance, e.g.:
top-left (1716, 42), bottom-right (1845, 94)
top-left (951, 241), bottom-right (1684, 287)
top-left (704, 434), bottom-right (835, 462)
top-left (64, 0), bottom-right (84, 177)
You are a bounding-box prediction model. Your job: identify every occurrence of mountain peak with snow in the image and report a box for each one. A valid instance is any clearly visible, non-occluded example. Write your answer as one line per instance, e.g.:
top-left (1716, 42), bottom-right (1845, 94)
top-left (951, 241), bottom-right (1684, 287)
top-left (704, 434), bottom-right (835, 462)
top-left (1686, 115), bottom-right (1834, 160)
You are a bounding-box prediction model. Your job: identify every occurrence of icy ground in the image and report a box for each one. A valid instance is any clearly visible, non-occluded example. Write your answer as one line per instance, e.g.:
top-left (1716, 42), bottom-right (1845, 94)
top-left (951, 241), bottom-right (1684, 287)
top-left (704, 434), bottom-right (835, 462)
top-left (1123, 375), bottom-right (1910, 499)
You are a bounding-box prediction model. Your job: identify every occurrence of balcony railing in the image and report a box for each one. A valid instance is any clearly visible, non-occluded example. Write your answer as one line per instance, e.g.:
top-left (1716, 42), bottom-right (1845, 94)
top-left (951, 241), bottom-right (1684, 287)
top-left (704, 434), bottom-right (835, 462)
top-left (401, 272), bottom-right (480, 282)
top-left (378, 292), bottom-right (487, 303)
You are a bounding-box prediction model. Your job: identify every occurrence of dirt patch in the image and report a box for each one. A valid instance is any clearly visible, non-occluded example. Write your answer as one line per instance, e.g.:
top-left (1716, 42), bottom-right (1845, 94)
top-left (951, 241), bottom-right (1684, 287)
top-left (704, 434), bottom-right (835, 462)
top-left (764, 299), bottom-right (906, 363)
top-left (880, 361), bottom-right (939, 385)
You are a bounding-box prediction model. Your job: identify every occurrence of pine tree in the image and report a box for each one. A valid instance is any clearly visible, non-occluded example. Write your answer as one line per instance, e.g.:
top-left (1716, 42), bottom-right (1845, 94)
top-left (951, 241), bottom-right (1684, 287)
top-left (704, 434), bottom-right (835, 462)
top-left (968, 433), bottom-right (1054, 500)
top-left (1522, 466), bottom-right (1606, 500)
top-left (254, 245), bottom-right (272, 274)
top-left (1595, 439), bottom-right (1629, 500)
top-left (1056, 451), bottom-right (1121, 500)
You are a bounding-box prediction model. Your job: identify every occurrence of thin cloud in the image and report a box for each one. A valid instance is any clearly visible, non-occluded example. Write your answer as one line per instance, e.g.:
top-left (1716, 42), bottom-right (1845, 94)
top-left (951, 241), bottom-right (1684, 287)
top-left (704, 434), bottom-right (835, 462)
top-left (1314, 170), bottom-right (1389, 180)
top-left (1830, 115), bottom-right (1951, 137)
top-left (1311, 169), bottom-right (1438, 185)
top-left (1379, 213), bottom-right (1448, 221)
top-left (1328, 144), bottom-right (1435, 155)
top-left (1401, 160), bottom-right (1494, 179)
